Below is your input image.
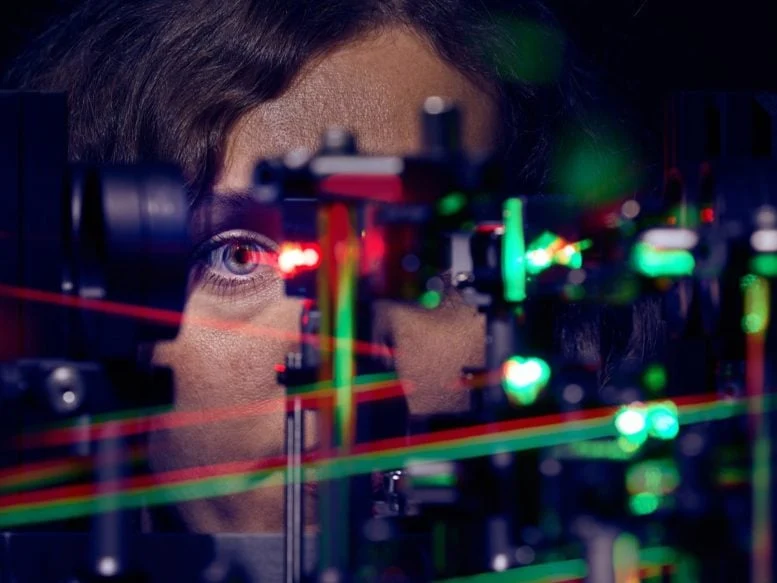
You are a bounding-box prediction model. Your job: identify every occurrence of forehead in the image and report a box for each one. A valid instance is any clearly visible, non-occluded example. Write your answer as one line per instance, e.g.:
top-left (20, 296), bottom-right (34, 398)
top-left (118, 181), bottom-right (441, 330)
top-left (216, 27), bottom-right (498, 192)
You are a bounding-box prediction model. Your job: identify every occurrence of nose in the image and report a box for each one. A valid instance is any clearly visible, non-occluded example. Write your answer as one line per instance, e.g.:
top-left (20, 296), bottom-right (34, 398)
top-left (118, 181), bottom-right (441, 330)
top-left (373, 292), bottom-right (485, 417)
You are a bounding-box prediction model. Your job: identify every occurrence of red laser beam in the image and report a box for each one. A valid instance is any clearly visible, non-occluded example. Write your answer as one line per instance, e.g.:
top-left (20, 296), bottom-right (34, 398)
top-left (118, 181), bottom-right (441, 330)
top-left (17, 376), bottom-right (411, 449)
top-left (16, 358), bottom-right (538, 452)
top-left (0, 393), bottom-right (723, 512)
top-left (0, 283), bottom-right (390, 358)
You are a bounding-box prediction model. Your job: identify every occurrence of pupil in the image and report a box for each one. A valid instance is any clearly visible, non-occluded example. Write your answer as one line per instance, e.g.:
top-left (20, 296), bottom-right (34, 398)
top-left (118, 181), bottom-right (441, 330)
top-left (224, 243), bottom-right (259, 275)
top-left (232, 245), bottom-right (251, 265)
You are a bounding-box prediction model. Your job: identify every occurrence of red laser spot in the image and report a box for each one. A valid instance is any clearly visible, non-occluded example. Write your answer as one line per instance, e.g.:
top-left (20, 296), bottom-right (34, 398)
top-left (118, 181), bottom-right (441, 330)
top-left (277, 242), bottom-right (321, 276)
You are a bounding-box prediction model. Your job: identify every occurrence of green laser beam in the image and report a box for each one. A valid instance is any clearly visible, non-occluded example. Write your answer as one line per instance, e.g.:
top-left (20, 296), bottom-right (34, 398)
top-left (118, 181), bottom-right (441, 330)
top-left (436, 546), bottom-right (676, 583)
top-left (0, 467), bottom-right (282, 528)
top-left (21, 371), bottom-right (401, 451)
top-left (0, 395), bottom-right (771, 528)
top-left (333, 237), bottom-right (356, 448)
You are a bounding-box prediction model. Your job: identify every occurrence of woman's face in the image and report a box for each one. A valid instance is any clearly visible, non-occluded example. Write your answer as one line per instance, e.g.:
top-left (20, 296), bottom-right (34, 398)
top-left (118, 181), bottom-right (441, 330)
top-left (150, 26), bottom-right (497, 532)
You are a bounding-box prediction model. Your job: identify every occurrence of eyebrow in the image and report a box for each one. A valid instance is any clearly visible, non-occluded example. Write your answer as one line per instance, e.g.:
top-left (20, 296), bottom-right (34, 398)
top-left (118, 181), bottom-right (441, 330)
top-left (189, 190), bottom-right (282, 244)
top-left (192, 190), bottom-right (258, 213)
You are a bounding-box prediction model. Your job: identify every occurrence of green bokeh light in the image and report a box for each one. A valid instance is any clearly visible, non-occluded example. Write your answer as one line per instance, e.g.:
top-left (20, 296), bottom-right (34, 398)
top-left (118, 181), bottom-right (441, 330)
top-left (617, 436), bottom-right (644, 454)
top-left (743, 313), bottom-right (766, 335)
top-left (741, 274), bottom-right (759, 289)
top-left (437, 191), bottom-right (467, 217)
top-left (613, 533), bottom-right (640, 580)
top-left (489, 18), bottom-right (566, 85)
top-left (552, 126), bottom-right (642, 206)
top-left (419, 290), bottom-right (442, 310)
top-left (646, 402), bottom-right (679, 440)
top-left (642, 363), bottom-right (667, 393)
top-left (742, 274), bottom-right (770, 335)
top-left (563, 284), bottom-right (585, 301)
top-left (632, 242), bottom-right (695, 278)
top-left (409, 472), bottom-right (457, 489)
top-left (616, 401), bottom-right (679, 445)
top-left (526, 231), bottom-right (559, 275)
top-left (752, 253), bottom-right (777, 277)
top-left (562, 439), bottom-right (639, 461)
top-left (502, 356), bottom-right (551, 406)
top-left (614, 405), bottom-right (647, 437)
top-left (525, 231), bottom-right (591, 276)
top-left (614, 404), bottom-right (649, 448)
top-left (626, 460), bottom-right (680, 496)
top-left (629, 492), bottom-right (661, 516)
top-left (526, 249), bottom-right (553, 274)
top-left (560, 245), bottom-right (584, 269)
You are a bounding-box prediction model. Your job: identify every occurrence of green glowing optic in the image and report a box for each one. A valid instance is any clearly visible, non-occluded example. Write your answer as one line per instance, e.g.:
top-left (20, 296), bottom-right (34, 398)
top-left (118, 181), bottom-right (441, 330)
top-left (642, 363), bottom-right (667, 393)
top-left (525, 231), bottom-right (591, 275)
top-left (629, 492), bottom-right (661, 516)
top-left (646, 402), bottom-right (680, 440)
top-left (526, 249), bottom-right (553, 273)
top-left (626, 459), bottom-right (680, 496)
top-left (419, 290), bottom-right (442, 310)
top-left (526, 231), bottom-right (559, 275)
top-left (752, 253), bottom-right (777, 277)
top-left (561, 246), bottom-right (584, 270)
top-left (632, 242), bottom-right (695, 278)
top-left (502, 356), bottom-right (551, 406)
top-left (502, 198), bottom-right (527, 302)
top-left (437, 191), bottom-right (467, 216)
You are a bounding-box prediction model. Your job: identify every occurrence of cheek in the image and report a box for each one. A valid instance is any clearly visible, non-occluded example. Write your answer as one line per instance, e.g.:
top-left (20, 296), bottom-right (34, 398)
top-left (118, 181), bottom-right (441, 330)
top-left (148, 295), bottom-right (303, 471)
top-left (381, 299), bottom-right (485, 415)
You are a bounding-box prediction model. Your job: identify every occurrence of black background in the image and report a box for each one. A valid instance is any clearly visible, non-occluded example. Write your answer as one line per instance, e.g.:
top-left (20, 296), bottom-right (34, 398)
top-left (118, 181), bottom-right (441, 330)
top-left (2, 1), bottom-right (774, 87)
top-left (1, 0), bottom-right (775, 148)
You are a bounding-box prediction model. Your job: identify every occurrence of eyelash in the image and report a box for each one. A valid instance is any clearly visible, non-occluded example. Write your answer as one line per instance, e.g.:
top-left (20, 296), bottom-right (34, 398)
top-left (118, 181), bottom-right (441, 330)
top-left (190, 230), bottom-right (278, 297)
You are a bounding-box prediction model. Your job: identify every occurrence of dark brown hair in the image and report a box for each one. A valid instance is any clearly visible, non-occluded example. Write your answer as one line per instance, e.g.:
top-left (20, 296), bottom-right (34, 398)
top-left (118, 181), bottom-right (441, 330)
top-left (5, 0), bottom-right (574, 197)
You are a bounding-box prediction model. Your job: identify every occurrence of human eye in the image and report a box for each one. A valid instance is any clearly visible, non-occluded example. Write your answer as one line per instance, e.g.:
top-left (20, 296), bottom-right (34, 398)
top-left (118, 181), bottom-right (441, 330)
top-left (189, 229), bottom-right (279, 297)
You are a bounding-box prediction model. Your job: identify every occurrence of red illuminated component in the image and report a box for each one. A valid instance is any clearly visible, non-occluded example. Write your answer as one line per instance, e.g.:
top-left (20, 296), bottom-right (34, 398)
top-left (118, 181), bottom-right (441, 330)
top-left (475, 223), bottom-right (504, 235)
top-left (277, 243), bottom-right (322, 276)
top-left (700, 207), bottom-right (715, 223)
top-left (319, 175), bottom-right (405, 204)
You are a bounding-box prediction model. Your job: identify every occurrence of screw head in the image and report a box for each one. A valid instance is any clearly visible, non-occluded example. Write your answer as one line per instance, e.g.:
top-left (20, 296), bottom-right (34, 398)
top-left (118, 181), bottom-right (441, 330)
top-left (45, 366), bottom-right (84, 414)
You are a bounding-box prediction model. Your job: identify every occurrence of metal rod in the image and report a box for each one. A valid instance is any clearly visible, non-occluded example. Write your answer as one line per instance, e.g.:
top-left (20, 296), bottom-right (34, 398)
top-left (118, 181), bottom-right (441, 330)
top-left (285, 397), bottom-right (305, 583)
